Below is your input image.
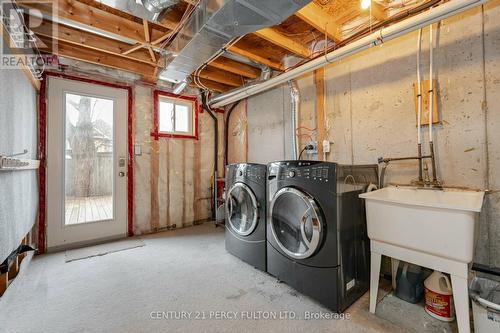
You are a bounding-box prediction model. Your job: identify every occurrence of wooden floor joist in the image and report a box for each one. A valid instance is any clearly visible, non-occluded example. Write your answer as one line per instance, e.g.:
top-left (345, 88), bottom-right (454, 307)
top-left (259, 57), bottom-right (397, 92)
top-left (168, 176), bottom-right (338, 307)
top-left (31, 20), bottom-right (159, 66)
top-left (191, 77), bottom-right (233, 93)
top-left (19, 0), bottom-right (167, 44)
top-left (254, 28), bottom-right (311, 58)
top-left (209, 57), bottom-right (261, 79)
top-left (197, 66), bottom-right (244, 87)
top-left (228, 45), bottom-right (284, 71)
top-left (38, 36), bottom-right (156, 81)
top-left (295, 2), bottom-right (342, 42)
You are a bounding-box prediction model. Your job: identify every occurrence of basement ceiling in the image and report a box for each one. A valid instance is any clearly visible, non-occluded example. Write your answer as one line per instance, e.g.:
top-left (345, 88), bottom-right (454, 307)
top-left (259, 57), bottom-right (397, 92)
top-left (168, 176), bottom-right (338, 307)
top-left (21, 0), bottom-right (435, 93)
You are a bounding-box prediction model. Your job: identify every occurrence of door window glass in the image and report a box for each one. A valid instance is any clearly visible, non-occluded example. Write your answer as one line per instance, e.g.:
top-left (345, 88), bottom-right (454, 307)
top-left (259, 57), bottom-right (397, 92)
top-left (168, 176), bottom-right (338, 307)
top-left (64, 93), bottom-right (114, 225)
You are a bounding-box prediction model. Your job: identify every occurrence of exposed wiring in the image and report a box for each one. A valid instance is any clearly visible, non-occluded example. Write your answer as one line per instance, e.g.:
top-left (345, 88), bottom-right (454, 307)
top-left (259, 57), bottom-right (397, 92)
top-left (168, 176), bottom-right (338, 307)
top-left (295, 126), bottom-right (317, 132)
top-left (296, 133), bottom-right (313, 142)
top-left (298, 146), bottom-right (307, 160)
top-left (285, 0), bottom-right (441, 72)
top-left (298, 144), bottom-right (315, 160)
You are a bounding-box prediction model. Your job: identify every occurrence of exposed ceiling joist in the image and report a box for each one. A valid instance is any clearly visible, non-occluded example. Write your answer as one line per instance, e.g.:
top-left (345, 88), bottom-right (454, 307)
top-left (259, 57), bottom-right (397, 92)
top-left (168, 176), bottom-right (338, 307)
top-left (228, 45), bottom-right (283, 71)
top-left (142, 19), bottom-right (157, 62)
top-left (19, 0), bottom-right (167, 44)
top-left (196, 66), bottom-right (244, 87)
top-left (294, 2), bottom-right (342, 42)
top-left (38, 35), bottom-right (156, 80)
top-left (253, 27), bottom-right (311, 58)
top-left (31, 19), bottom-right (159, 66)
top-left (190, 77), bottom-right (232, 93)
top-left (209, 57), bottom-right (260, 79)
top-left (75, 0), bottom-right (180, 31)
top-left (370, 1), bottom-right (388, 21)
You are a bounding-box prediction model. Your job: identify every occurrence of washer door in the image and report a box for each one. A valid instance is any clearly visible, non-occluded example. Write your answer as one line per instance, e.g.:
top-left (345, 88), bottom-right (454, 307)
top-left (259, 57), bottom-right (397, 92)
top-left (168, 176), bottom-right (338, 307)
top-left (269, 187), bottom-right (323, 259)
top-left (225, 182), bottom-right (259, 236)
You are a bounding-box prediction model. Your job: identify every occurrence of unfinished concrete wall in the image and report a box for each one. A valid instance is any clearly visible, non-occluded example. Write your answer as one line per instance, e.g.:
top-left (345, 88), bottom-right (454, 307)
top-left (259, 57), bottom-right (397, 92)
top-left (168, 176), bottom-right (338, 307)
top-left (0, 68), bottom-right (38, 262)
top-left (244, 2), bottom-right (500, 268)
top-left (246, 85), bottom-right (294, 163)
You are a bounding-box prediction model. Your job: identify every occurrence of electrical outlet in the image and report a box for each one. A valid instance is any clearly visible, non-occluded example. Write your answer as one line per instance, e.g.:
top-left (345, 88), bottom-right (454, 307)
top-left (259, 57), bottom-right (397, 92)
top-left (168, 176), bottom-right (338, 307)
top-left (305, 141), bottom-right (317, 155)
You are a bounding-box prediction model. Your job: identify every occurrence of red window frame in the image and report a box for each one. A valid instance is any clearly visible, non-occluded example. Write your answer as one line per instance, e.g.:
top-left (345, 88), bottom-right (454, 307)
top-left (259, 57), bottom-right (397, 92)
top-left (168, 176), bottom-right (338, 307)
top-left (152, 90), bottom-right (200, 140)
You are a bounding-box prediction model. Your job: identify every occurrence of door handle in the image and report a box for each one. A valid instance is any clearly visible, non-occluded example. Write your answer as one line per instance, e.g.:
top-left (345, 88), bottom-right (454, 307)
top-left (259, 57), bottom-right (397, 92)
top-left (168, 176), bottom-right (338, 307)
top-left (118, 171), bottom-right (125, 177)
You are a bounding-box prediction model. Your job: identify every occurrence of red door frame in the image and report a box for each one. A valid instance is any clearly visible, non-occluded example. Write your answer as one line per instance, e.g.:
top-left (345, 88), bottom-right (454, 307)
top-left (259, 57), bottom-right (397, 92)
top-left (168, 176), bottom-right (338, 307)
top-left (38, 72), bottom-right (134, 254)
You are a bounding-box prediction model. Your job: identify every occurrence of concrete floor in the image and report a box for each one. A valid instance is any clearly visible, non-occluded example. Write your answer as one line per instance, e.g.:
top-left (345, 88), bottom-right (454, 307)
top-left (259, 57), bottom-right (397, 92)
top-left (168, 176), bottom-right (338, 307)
top-left (1, 224), bottom-right (411, 333)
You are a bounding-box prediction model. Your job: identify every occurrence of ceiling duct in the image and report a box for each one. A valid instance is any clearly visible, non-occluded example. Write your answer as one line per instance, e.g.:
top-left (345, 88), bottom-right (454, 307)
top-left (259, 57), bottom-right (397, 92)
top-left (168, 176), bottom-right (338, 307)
top-left (97, 0), bottom-right (179, 22)
top-left (159, 0), bottom-right (311, 84)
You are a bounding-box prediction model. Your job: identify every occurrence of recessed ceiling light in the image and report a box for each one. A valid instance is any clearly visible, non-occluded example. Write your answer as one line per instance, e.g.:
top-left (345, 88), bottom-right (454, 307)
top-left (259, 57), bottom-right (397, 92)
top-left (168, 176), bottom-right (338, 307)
top-left (361, 0), bottom-right (371, 10)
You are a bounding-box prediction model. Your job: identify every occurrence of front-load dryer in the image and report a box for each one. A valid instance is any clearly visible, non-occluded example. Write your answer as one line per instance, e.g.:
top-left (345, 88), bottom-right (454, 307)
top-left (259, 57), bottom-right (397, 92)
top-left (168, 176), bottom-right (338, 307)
top-left (225, 163), bottom-right (267, 272)
top-left (266, 160), bottom-right (378, 311)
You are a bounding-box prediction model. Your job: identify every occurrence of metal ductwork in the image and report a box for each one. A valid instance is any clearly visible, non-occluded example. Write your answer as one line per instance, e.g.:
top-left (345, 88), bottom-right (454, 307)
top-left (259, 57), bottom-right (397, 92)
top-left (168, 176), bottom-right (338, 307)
top-left (98, 0), bottom-right (179, 22)
top-left (159, 0), bottom-right (311, 84)
top-left (143, 0), bottom-right (179, 14)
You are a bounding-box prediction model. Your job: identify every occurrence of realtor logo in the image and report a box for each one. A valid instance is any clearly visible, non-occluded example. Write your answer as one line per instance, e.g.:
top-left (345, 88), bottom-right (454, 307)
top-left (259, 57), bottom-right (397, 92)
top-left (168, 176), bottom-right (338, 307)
top-left (1, 0), bottom-right (58, 78)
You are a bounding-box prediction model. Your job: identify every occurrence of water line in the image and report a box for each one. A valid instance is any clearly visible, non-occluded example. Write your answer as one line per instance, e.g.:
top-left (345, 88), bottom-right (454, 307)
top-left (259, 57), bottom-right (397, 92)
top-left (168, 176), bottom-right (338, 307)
top-left (288, 81), bottom-right (300, 160)
top-left (417, 28), bottom-right (423, 182)
top-left (428, 23), bottom-right (438, 182)
top-left (429, 24), bottom-right (434, 143)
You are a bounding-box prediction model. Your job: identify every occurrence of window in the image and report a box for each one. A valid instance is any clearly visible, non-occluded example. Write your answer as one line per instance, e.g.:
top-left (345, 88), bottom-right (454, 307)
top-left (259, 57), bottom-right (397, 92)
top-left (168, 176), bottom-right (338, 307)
top-left (153, 91), bottom-right (199, 139)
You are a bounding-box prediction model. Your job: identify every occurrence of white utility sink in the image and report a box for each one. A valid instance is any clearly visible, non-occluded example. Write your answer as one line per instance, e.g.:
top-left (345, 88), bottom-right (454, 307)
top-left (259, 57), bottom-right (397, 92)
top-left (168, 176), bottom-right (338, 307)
top-left (359, 186), bottom-right (485, 263)
top-left (360, 186), bottom-right (485, 333)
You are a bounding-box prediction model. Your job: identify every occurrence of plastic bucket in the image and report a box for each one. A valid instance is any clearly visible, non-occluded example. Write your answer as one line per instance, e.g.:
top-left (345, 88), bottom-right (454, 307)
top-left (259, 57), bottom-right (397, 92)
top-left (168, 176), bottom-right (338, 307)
top-left (470, 277), bottom-right (500, 333)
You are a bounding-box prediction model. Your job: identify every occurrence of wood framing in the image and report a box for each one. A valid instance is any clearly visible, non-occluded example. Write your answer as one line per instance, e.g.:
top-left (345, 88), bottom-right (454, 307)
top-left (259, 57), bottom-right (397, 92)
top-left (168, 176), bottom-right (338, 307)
top-left (196, 66), bottom-right (244, 87)
top-left (0, 26), bottom-right (41, 90)
top-left (228, 45), bottom-right (284, 71)
top-left (21, 0), bottom-right (396, 92)
top-left (254, 28), bottom-right (311, 58)
top-left (209, 57), bottom-right (260, 79)
top-left (190, 77), bottom-right (232, 93)
top-left (314, 68), bottom-right (326, 159)
top-left (31, 19), bottom-right (158, 66)
top-left (38, 36), bottom-right (156, 80)
top-left (295, 2), bottom-right (342, 42)
top-left (19, 0), bottom-right (166, 44)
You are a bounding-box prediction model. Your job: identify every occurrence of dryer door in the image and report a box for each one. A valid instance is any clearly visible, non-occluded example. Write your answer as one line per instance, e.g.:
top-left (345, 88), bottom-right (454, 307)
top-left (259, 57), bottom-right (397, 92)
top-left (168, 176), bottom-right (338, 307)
top-left (269, 187), bottom-right (323, 260)
top-left (225, 182), bottom-right (259, 236)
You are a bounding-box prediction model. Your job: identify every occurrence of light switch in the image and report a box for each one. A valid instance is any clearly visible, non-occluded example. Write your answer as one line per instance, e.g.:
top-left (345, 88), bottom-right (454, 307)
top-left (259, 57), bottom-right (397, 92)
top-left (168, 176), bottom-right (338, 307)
top-left (134, 144), bottom-right (142, 156)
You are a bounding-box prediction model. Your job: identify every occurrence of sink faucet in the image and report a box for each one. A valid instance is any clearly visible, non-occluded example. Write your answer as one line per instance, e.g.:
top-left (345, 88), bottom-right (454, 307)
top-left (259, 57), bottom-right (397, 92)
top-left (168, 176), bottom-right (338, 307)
top-left (378, 151), bottom-right (441, 188)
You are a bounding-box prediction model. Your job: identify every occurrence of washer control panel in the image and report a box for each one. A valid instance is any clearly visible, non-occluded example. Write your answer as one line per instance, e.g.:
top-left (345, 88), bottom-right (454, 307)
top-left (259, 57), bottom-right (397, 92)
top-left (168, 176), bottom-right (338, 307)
top-left (234, 164), bottom-right (266, 181)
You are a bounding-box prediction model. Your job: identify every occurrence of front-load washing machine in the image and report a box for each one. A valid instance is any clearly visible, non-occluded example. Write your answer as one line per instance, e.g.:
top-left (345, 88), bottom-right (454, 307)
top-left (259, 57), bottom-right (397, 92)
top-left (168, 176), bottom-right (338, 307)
top-left (225, 163), bottom-right (267, 272)
top-left (266, 160), bottom-right (378, 311)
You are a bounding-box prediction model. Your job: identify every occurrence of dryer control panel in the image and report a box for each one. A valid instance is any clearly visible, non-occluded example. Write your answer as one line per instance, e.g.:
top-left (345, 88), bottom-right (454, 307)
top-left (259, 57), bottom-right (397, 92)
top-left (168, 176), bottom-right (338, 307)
top-left (273, 161), bottom-right (333, 183)
top-left (232, 164), bottom-right (266, 182)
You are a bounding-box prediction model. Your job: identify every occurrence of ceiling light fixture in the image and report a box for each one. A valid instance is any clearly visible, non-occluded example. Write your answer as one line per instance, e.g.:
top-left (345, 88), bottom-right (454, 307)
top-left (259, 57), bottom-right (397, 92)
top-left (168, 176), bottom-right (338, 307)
top-left (361, 0), bottom-right (371, 10)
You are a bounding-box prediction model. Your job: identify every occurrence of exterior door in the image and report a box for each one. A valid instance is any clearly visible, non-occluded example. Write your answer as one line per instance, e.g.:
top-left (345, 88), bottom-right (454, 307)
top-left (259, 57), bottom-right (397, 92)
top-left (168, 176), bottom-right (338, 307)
top-left (46, 77), bottom-right (128, 250)
top-left (225, 182), bottom-right (258, 236)
top-left (269, 187), bottom-right (323, 259)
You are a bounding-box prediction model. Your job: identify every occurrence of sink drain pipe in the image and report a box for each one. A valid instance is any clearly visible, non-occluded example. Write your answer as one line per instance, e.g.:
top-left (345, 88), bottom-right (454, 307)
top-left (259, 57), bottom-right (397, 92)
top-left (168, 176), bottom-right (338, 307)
top-left (201, 91), bottom-right (218, 219)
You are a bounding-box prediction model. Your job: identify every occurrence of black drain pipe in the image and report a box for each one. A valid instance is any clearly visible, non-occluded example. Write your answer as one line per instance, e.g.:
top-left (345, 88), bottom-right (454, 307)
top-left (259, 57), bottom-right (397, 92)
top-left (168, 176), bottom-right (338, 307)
top-left (201, 91), bottom-right (218, 219)
top-left (224, 101), bottom-right (241, 167)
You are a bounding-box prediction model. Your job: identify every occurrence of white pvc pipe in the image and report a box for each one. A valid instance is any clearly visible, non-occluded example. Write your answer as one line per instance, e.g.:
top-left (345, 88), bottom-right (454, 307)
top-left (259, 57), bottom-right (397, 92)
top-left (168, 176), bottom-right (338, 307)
top-left (210, 0), bottom-right (489, 107)
top-left (417, 29), bottom-right (423, 145)
top-left (429, 24), bottom-right (434, 142)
